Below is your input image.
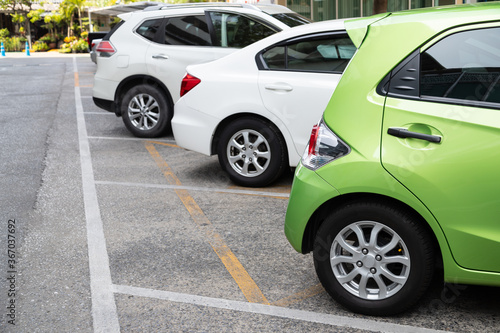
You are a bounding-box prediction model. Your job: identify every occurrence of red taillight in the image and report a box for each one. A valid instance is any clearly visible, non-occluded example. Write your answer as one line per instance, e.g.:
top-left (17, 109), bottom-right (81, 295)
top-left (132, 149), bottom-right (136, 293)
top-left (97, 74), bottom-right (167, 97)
top-left (180, 74), bottom-right (201, 97)
top-left (96, 41), bottom-right (116, 54)
top-left (308, 124), bottom-right (320, 156)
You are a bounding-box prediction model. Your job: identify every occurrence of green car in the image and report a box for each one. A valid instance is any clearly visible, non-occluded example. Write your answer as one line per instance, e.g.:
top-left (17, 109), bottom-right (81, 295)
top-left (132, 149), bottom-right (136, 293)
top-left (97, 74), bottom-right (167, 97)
top-left (284, 3), bottom-right (500, 316)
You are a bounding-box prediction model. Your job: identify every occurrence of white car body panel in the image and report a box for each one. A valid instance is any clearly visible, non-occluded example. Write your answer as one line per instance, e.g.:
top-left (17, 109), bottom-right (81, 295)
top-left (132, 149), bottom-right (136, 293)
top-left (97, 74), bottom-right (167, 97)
top-left (93, 5), bottom-right (301, 109)
top-left (257, 70), bottom-right (341, 163)
top-left (172, 19), bottom-right (348, 167)
top-left (145, 44), bottom-right (236, 102)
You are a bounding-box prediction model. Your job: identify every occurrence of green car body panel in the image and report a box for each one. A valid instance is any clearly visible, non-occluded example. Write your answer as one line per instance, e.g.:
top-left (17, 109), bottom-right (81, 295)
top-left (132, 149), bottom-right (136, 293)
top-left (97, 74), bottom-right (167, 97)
top-left (285, 3), bottom-right (500, 288)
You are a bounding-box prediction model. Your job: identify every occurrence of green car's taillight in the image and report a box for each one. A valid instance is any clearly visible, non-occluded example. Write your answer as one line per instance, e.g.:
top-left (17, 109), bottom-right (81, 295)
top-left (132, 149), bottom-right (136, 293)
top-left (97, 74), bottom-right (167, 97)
top-left (302, 119), bottom-right (350, 170)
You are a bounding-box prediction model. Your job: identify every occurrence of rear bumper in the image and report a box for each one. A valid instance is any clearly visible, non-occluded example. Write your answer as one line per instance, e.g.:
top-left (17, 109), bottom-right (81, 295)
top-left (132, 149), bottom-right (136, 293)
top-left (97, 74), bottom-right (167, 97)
top-left (285, 163), bottom-right (339, 253)
top-left (172, 98), bottom-right (220, 156)
top-left (93, 97), bottom-right (117, 115)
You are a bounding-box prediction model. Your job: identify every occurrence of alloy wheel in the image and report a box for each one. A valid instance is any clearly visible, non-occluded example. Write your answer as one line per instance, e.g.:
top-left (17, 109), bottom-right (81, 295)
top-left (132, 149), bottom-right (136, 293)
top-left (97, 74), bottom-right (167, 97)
top-left (330, 221), bottom-right (410, 300)
top-left (226, 129), bottom-right (271, 178)
top-left (127, 93), bottom-right (160, 131)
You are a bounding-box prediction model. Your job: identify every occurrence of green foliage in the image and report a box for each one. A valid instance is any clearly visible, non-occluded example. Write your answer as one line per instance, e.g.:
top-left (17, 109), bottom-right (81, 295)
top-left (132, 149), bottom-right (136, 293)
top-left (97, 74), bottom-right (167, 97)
top-left (39, 34), bottom-right (53, 42)
top-left (27, 8), bottom-right (44, 23)
top-left (59, 37), bottom-right (88, 53)
top-left (1, 36), bottom-right (25, 51)
top-left (11, 12), bottom-right (25, 23)
top-left (0, 28), bottom-right (9, 40)
top-left (32, 40), bottom-right (49, 52)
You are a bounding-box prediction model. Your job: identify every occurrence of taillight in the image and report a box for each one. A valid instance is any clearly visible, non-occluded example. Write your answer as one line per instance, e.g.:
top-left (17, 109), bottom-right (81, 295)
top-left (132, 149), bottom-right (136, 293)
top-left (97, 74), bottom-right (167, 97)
top-left (302, 119), bottom-right (350, 170)
top-left (180, 74), bottom-right (201, 97)
top-left (96, 41), bottom-right (116, 56)
top-left (308, 123), bottom-right (320, 156)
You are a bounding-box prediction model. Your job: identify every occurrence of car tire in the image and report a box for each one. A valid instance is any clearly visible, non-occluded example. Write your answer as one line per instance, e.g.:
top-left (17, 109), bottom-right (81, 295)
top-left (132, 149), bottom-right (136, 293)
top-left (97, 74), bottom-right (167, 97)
top-left (313, 201), bottom-right (435, 316)
top-left (121, 84), bottom-right (171, 138)
top-left (217, 117), bottom-right (287, 187)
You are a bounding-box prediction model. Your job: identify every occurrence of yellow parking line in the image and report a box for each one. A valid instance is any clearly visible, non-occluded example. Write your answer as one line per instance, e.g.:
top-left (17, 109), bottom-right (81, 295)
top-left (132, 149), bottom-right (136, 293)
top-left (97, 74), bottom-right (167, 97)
top-left (271, 284), bottom-right (325, 307)
top-left (145, 141), bottom-right (269, 305)
top-left (146, 140), bottom-right (180, 148)
top-left (74, 72), bottom-right (79, 87)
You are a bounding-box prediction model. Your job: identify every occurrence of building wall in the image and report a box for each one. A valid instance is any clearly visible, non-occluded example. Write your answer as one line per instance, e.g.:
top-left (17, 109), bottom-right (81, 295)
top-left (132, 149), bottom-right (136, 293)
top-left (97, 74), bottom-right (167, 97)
top-left (287, 0), bottom-right (486, 21)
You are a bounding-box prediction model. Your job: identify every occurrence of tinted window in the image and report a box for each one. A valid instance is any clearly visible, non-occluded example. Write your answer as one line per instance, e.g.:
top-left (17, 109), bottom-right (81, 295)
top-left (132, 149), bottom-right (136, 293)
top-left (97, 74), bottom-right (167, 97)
top-left (136, 19), bottom-right (162, 41)
top-left (164, 15), bottom-right (211, 46)
top-left (271, 13), bottom-right (311, 27)
top-left (421, 27), bottom-right (500, 104)
top-left (261, 35), bottom-right (355, 72)
top-left (209, 12), bottom-right (276, 48)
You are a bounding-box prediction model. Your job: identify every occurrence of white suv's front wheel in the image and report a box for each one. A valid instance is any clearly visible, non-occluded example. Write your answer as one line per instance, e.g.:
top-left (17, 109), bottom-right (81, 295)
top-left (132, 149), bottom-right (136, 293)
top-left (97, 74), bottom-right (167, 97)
top-left (121, 84), bottom-right (171, 138)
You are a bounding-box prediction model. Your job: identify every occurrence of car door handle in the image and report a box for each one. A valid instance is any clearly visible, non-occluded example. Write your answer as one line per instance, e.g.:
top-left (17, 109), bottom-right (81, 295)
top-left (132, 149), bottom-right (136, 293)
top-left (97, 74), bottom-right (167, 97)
top-left (265, 84), bottom-right (293, 92)
top-left (388, 127), bottom-right (442, 143)
top-left (152, 54), bottom-right (169, 60)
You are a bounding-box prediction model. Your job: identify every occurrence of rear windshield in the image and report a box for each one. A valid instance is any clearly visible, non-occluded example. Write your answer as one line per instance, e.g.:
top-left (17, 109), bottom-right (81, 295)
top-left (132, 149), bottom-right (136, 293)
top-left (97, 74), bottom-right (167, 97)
top-left (271, 13), bottom-right (312, 27)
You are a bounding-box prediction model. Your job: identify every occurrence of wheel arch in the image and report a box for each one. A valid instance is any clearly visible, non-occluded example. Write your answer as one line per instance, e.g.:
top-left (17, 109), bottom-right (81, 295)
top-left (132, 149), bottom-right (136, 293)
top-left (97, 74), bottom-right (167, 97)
top-left (301, 192), bottom-right (442, 261)
top-left (211, 113), bottom-right (290, 165)
top-left (114, 75), bottom-right (173, 116)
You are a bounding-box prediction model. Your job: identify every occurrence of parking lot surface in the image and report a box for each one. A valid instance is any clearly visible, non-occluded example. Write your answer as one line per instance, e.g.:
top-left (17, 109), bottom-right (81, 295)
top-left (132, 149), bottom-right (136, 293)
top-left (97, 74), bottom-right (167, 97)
top-left (1, 53), bottom-right (499, 332)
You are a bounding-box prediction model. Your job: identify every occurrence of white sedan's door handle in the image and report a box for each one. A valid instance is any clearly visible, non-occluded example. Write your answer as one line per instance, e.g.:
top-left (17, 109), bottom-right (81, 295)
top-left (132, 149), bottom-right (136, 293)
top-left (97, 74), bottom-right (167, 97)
top-left (152, 54), bottom-right (169, 60)
top-left (265, 83), bottom-right (293, 92)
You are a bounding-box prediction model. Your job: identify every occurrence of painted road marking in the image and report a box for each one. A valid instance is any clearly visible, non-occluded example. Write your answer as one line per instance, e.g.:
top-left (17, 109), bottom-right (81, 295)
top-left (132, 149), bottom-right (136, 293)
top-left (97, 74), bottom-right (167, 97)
top-left (95, 180), bottom-right (290, 198)
top-left (112, 284), bottom-right (454, 333)
top-left (88, 135), bottom-right (177, 144)
top-left (271, 284), bottom-right (325, 307)
top-left (73, 57), bottom-right (120, 332)
top-left (145, 141), bottom-right (269, 304)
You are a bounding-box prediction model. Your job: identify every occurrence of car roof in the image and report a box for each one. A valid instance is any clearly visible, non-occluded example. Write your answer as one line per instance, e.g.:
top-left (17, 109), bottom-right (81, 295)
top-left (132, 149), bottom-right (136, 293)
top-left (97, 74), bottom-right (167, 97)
top-left (119, 3), bottom-right (295, 20)
top-left (345, 2), bottom-right (500, 48)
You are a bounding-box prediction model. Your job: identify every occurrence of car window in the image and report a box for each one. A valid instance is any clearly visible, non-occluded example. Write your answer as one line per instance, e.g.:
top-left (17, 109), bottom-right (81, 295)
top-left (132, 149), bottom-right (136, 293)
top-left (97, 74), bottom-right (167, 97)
top-left (261, 34), bottom-right (355, 73)
top-left (136, 19), bottom-right (163, 42)
top-left (271, 13), bottom-right (311, 27)
top-left (163, 15), bottom-right (212, 46)
top-left (209, 12), bottom-right (276, 48)
top-left (421, 27), bottom-right (500, 104)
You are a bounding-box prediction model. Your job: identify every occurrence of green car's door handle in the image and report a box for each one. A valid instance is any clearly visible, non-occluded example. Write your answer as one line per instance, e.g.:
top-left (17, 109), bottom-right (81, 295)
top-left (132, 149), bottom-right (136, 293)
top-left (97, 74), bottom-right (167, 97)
top-left (388, 127), bottom-right (442, 143)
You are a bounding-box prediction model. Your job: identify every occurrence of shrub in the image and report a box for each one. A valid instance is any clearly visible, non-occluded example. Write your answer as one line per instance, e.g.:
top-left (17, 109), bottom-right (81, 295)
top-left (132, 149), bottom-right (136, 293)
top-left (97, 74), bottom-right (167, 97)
top-left (1, 36), bottom-right (25, 52)
top-left (0, 28), bottom-right (9, 40)
top-left (32, 40), bottom-right (49, 52)
top-left (59, 37), bottom-right (88, 53)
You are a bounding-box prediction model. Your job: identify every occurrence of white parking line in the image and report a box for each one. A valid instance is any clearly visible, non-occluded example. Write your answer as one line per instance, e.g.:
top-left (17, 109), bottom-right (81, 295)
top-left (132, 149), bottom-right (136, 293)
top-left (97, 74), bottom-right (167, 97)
top-left (112, 284), bottom-right (453, 333)
top-left (74, 57), bottom-right (120, 332)
top-left (95, 180), bottom-right (290, 198)
top-left (88, 135), bottom-right (177, 144)
top-left (84, 112), bottom-right (117, 115)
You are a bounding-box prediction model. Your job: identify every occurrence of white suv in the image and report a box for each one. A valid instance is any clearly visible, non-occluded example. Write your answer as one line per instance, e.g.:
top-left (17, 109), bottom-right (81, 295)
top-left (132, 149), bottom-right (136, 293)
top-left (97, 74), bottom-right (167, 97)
top-left (92, 3), bottom-right (310, 137)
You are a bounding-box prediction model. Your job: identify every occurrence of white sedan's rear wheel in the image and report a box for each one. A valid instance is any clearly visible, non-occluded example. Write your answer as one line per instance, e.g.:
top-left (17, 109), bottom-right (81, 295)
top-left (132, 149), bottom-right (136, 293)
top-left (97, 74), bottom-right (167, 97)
top-left (217, 117), bottom-right (287, 187)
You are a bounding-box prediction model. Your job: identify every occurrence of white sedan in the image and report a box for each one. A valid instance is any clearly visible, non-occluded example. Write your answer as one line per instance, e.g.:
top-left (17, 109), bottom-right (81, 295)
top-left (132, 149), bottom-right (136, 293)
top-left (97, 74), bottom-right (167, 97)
top-left (172, 20), bottom-right (355, 187)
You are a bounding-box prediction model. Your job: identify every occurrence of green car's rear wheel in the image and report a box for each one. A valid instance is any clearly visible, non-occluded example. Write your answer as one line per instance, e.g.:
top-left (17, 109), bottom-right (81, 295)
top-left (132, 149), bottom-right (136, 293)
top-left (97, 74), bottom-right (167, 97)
top-left (313, 201), bottom-right (435, 315)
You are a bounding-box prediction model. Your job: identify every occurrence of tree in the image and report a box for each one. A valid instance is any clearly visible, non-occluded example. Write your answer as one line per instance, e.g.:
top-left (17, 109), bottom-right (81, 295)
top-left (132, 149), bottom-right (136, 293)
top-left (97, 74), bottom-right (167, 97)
top-left (0, 0), bottom-right (34, 37)
top-left (59, 0), bottom-right (87, 37)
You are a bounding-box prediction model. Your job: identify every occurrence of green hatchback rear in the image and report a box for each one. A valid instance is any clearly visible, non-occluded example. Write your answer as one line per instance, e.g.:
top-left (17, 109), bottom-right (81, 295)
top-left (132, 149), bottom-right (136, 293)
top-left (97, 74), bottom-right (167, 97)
top-left (284, 3), bottom-right (500, 316)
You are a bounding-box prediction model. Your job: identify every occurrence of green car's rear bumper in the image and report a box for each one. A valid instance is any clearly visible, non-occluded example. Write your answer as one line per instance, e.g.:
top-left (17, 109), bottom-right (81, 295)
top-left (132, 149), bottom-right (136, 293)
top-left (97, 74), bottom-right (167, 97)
top-left (285, 164), bottom-right (339, 253)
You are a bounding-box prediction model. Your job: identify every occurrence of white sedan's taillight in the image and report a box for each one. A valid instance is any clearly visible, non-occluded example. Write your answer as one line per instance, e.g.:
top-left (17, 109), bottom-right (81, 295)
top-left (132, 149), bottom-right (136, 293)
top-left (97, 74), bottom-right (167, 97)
top-left (180, 73), bottom-right (201, 97)
top-left (96, 41), bottom-right (116, 57)
top-left (302, 119), bottom-right (350, 170)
